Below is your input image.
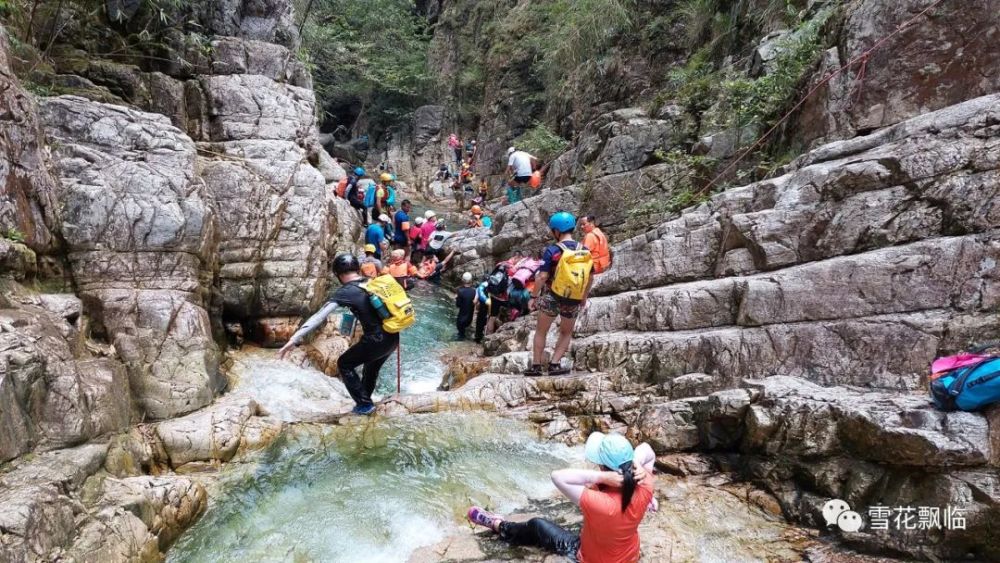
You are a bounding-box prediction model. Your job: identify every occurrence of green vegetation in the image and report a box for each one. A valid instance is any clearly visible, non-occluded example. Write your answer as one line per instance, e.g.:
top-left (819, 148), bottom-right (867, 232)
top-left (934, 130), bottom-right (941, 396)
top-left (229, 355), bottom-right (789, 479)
top-left (296, 0), bottom-right (433, 136)
top-left (2, 227), bottom-right (26, 243)
top-left (514, 122), bottom-right (569, 163)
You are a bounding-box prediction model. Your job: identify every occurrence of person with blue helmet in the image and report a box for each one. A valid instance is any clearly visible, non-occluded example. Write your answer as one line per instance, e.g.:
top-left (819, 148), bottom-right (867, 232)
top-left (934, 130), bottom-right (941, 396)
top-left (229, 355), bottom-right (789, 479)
top-left (467, 432), bottom-right (658, 561)
top-left (523, 211), bottom-right (594, 376)
top-left (346, 167), bottom-right (369, 225)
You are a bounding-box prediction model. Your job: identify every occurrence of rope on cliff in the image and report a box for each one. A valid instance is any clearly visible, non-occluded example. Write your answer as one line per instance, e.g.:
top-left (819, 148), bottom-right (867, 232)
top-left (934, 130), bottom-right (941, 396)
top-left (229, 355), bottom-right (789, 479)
top-left (694, 0), bottom-right (948, 198)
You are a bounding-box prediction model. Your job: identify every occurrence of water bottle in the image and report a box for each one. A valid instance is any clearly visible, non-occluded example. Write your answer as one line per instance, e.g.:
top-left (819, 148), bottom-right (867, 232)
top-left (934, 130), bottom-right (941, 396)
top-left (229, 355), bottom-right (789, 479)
top-left (370, 295), bottom-right (392, 320)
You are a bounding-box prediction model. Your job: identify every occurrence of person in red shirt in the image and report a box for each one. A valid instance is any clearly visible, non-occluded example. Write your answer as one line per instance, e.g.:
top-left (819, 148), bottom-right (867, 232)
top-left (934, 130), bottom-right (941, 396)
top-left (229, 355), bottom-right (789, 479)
top-left (419, 209), bottom-right (438, 252)
top-left (468, 433), bottom-right (657, 563)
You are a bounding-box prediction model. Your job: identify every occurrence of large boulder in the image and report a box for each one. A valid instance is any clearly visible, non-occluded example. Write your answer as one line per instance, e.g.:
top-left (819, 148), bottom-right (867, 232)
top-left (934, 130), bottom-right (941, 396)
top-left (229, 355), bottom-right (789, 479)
top-left (40, 96), bottom-right (221, 420)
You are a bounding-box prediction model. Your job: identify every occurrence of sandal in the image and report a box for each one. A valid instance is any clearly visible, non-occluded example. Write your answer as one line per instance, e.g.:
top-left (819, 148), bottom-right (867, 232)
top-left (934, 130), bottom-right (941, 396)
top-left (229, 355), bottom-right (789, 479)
top-left (523, 364), bottom-right (545, 377)
top-left (547, 363), bottom-right (571, 376)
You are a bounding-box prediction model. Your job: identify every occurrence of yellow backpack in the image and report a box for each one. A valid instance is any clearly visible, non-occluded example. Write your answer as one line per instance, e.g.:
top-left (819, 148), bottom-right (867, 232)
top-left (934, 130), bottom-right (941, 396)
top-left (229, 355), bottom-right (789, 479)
top-left (362, 275), bottom-right (416, 333)
top-left (550, 243), bottom-right (593, 302)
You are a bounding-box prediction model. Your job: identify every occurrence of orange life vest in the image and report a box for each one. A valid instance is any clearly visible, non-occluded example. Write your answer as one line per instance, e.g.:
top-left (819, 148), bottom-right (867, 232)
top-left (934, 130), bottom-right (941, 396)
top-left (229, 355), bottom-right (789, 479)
top-left (336, 177), bottom-right (349, 198)
top-left (386, 261), bottom-right (414, 278)
top-left (584, 228), bottom-right (611, 274)
top-left (360, 261), bottom-right (379, 278)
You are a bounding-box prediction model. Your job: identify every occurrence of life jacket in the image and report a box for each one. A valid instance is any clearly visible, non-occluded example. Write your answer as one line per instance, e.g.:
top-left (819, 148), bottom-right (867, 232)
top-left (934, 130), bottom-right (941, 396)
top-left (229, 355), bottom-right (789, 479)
top-left (550, 242), bottom-right (593, 302)
top-left (336, 177), bottom-right (349, 198)
top-left (529, 170), bottom-right (542, 189)
top-left (361, 275), bottom-right (415, 333)
top-left (585, 228), bottom-right (611, 274)
top-left (510, 258), bottom-right (543, 290)
top-left (482, 216), bottom-right (492, 228)
top-left (360, 258), bottom-right (379, 279)
top-left (386, 261), bottom-right (413, 278)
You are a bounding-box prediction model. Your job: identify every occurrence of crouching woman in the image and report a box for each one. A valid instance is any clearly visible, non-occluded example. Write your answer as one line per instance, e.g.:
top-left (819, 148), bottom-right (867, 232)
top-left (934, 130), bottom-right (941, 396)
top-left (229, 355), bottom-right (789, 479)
top-left (468, 432), bottom-right (657, 562)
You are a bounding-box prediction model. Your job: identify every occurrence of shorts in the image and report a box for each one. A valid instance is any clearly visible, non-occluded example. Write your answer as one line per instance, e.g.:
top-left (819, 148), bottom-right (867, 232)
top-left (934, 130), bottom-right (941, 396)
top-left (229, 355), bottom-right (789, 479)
top-left (513, 175), bottom-right (532, 184)
top-left (537, 290), bottom-right (581, 319)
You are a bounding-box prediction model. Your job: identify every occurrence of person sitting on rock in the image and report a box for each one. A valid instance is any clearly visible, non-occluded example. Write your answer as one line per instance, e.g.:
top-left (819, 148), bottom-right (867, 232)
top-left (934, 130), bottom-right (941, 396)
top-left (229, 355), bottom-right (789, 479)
top-left (467, 205), bottom-right (492, 229)
top-left (468, 432), bottom-right (657, 562)
top-left (417, 249), bottom-right (456, 284)
top-left (525, 212), bottom-right (594, 376)
top-left (383, 249), bottom-right (418, 290)
top-left (278, 254), bottom-right (399, 416)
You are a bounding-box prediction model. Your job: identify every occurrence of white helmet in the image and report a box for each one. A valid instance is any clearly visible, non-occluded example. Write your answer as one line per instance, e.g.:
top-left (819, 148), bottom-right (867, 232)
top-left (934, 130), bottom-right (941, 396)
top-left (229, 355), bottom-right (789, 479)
top-left (424, 210), bottom-right (436, 219)
top-left (414, 216), bottom-right (425, 225)
top-left (507, 146), bottom-right (516, 155)
top-left (461, 272), bottom-right (473, 283)
top-left (378, 214), bottom-right (390, 223)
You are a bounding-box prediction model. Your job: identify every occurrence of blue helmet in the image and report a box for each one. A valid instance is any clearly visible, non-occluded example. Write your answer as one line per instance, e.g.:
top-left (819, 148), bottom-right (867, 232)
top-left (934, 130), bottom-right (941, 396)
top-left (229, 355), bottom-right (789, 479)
top-left (354, 167), bottom-right (365, 176)
top-left (548, 211), bottom-right (576, 234)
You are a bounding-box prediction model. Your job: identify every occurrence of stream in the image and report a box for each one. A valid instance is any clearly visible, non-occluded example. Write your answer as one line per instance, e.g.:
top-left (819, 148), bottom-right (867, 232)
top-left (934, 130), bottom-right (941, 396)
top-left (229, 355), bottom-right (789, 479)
top-left (166, 284), bottom-right (827, 563)
top-left (168, 284), bottom-right (580, 562)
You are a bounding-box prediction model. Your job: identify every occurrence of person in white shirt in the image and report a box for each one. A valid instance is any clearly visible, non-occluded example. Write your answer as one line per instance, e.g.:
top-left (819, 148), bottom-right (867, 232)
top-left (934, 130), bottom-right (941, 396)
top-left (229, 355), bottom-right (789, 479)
top-left (506, 147), bottom-right (537, 203)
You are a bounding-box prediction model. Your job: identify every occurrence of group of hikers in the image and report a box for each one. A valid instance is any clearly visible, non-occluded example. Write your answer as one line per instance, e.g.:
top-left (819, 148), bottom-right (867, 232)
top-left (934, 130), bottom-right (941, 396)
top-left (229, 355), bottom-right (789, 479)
top-left (280, 141), bottom-right (647, 563)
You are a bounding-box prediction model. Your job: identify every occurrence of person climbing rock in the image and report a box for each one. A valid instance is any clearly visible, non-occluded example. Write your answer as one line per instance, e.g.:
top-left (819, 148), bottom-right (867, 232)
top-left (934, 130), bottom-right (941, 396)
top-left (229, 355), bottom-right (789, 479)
top-left (358, 170), bottom-right (378, 225)
top-left (427, 222), bottom-right (452, 259)
top-left (359, 244), bottom-right (382, 278)
top-left (468, 205), bottom-right (492, 229)
top-left (383, 248), bottom-right (418, 290)
top-left (393, 199), bottom-right (413, 253)
top-left (346, 167), bottom-right (369, 225)
top-left (455, 272), bottom-right (476, 340)
top-left (506, 146), bottom-right (537, 202)
top-left (478, 178), bottom-right (490, 203)
top-left (468, 432), bottom-right (657, 561)
top-left (448, 133), bottom-right (463, 166)
top-left (452, 177), bottom-right (466, 210)
top-left (474, 262), bottom-right (511, 343)
top-left (465, 138), bottom-right (477, 162)
top-left (278, 254), bottom-right (400, 416)
top-left (581, 215), bottom-right (611, 274)
top-left (419, 210), bottom-right (438, 253)
top-left (525, 212), bottom-right (594, 376)
top-left (365, 214), bottom-right (391, 259)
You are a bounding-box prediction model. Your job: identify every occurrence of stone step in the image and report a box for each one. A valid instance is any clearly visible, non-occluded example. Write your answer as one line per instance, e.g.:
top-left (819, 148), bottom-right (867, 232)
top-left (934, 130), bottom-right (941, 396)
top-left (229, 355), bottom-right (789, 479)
top-left (579, 232), bottom-right (999, 335)
top-left (594, 94), bottom-right (1000, 296)
top-left (571, 310), bottom-right (999, 390)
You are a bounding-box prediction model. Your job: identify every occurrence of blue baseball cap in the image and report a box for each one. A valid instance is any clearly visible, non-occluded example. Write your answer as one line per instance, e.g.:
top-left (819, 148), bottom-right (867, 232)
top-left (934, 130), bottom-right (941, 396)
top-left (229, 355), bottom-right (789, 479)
top-left (585, 432), bottom-right (634, 470)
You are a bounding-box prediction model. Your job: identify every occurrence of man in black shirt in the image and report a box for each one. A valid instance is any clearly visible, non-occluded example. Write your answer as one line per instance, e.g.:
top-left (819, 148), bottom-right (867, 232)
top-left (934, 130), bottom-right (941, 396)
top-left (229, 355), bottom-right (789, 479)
top-left (278, 254), bottom-right (399, 415)
top-left (455, 272), bottom-right (476, 340)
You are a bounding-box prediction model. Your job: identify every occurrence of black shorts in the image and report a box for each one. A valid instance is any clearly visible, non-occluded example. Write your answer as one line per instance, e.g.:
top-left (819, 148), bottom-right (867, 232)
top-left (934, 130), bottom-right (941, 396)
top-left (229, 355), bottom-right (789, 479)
top-left (514, 175), bottom-right (531, 184)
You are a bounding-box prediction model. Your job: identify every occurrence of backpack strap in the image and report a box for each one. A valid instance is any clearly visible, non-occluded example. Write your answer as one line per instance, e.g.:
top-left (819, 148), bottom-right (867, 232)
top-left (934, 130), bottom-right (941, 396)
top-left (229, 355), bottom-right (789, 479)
top-left (947, 357), bottom-right (996, 397)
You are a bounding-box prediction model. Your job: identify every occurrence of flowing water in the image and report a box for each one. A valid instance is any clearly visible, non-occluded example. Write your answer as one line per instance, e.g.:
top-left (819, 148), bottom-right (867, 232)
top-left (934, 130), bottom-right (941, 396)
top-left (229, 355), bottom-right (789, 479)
top-left (168, 284), bottom-right (581, 562)
top-left (167, 414), bottom-right (577, 563)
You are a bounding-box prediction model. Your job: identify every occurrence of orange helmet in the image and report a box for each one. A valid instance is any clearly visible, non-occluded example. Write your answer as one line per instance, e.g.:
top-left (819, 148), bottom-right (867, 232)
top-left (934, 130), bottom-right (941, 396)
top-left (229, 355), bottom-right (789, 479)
top-left (471, 205), bottom-right (482, 215)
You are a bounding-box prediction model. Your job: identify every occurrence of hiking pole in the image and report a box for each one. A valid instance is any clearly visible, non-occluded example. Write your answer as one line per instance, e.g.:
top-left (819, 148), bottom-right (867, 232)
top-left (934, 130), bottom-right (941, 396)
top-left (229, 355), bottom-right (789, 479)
top-left (396, 344), bottom-right (402, 394)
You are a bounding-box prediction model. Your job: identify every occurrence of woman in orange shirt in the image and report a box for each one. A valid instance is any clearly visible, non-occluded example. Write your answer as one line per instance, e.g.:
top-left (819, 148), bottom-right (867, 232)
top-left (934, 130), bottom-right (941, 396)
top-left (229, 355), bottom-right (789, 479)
top-left (468, 433), bottom-right (657, 563)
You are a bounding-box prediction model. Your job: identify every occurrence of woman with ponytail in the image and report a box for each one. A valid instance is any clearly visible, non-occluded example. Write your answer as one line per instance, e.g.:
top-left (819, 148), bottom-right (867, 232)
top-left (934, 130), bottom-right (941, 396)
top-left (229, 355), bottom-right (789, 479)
top-left (468, 432), bottom-right (657, 562)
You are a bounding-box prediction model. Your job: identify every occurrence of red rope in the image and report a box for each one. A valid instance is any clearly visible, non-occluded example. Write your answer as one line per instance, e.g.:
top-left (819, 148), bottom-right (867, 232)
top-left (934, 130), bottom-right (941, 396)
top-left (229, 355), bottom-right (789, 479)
top-left (696, 0), bottom-right (947, 197)
top-left (396, 344), bottom-right (402, 394)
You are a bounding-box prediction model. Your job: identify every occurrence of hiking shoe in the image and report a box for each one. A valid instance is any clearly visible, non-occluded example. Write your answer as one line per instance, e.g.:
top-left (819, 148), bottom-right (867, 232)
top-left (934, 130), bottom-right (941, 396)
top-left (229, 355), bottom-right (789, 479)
top-left (523, 364), bottom-right (544, 377)
top-left (548, 363), bottom-right (571, 376)
top-left (467, 506), bottom-right (500, 531)
top-left (351, 404), bottom-right (377, 416)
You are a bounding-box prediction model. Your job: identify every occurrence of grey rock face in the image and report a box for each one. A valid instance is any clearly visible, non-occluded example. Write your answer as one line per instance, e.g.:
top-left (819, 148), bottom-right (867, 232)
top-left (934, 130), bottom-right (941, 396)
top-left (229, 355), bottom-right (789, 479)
top-left (40, 96), bottom-right (221, 420)
top-left (0, 28), bottom-right (62, 255)
top-left (193, 0), bottom-right (300, 49)
top-left (0, 289), bottom-right (131, 463)
top-left (795, 0), bottom-right (1000, 146)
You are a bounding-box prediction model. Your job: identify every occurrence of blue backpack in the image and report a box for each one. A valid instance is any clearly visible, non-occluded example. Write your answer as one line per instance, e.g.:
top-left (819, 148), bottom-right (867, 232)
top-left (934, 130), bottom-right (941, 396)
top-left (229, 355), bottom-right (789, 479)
top-left (386, 185), bottom-right (397, 207)
top-left (930, 345), bottom-right (1000, 411)
top-left (363, 181), bottom-right (377, 207)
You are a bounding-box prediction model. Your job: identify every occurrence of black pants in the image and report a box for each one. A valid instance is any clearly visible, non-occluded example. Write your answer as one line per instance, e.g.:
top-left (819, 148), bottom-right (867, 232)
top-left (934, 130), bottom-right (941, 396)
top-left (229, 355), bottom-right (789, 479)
top-left (351, 202), bottom-right (367, 225)
top-left (456, 312), bottom-right (473, 339)
top-left (475, 298), bottom-right (506, 341)
top-left (498, 519), bottom-right (580, 560)
top-left (336, 331), bottom-right (400, 407)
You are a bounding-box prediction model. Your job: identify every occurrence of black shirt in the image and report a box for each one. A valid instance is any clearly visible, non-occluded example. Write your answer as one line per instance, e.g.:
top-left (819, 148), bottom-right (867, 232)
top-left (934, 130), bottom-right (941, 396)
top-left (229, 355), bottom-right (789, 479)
top-left (455, 286), bottom-right (476, 318)
top-left (333, 280), bottom-right (383, 334)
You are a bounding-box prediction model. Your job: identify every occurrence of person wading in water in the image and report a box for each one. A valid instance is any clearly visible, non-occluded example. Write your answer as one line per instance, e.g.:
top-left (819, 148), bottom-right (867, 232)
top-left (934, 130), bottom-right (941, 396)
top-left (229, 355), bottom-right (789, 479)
top-left (278, 254), bottom-right (400, 415)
